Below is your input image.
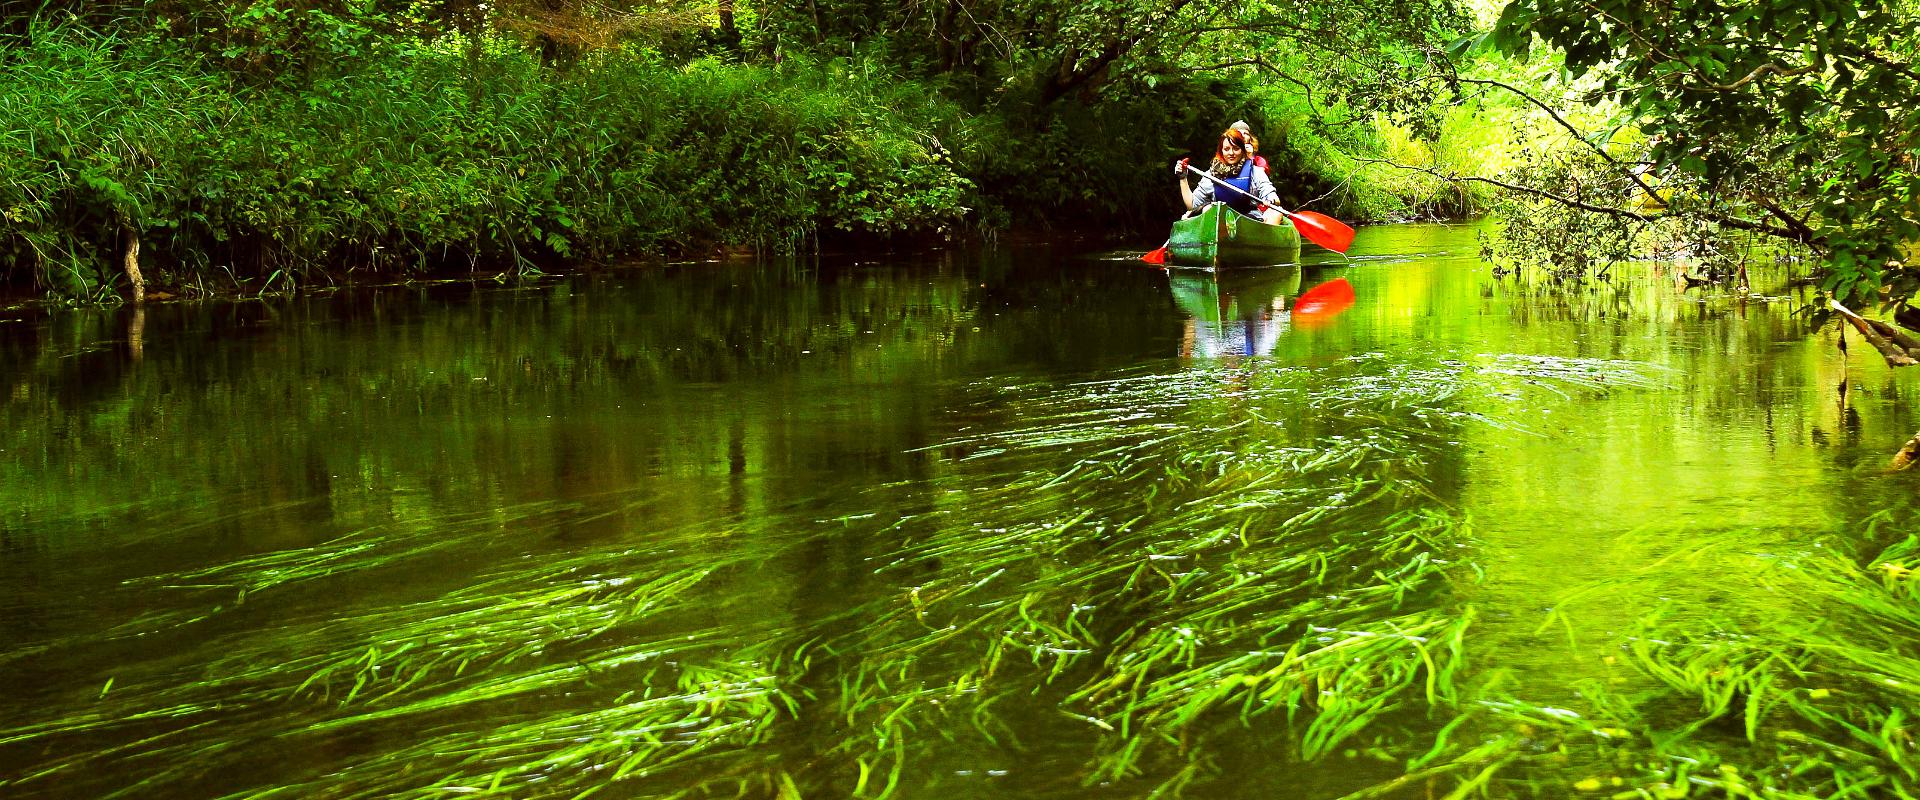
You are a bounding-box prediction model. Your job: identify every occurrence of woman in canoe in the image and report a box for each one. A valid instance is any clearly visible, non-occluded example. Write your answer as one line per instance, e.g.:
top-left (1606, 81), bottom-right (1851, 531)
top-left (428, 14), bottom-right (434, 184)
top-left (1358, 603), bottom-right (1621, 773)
top-left (1173, 127), bottom-right (1283, 225)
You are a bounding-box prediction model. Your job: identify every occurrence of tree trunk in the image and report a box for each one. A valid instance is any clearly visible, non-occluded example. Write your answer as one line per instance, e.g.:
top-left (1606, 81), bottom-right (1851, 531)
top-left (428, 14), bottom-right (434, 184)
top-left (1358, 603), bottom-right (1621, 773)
top-left (1040, 42), bottom-right (1122, 105)
top-left (935, 1), bottom-right (956, 70)
top-left (123, 225), bottom-right (145, 305)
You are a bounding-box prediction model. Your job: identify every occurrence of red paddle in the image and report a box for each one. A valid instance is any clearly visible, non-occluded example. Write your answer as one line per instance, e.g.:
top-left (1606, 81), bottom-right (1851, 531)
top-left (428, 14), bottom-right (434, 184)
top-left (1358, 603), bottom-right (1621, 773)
top-left (1280, 208), bottom-right (1356, 253)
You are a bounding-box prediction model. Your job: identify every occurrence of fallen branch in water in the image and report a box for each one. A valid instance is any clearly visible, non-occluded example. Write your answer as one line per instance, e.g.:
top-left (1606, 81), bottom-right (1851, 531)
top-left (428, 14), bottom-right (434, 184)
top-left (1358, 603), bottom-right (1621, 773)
top-left (1867, 316), bottom-right (1920, 353)
top-left (1831, 300), bottom-right (1918, 367)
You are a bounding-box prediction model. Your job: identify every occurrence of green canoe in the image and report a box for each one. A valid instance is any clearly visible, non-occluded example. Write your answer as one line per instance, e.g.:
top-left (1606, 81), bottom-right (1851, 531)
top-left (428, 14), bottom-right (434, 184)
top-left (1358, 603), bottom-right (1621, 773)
top-left (1165, 202), bottom-right (1302, 269)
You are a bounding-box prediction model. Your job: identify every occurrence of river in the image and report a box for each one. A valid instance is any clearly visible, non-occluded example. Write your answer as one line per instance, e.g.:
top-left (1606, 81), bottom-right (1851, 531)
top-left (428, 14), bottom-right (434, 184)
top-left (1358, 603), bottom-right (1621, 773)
top-left (3, 223), bottom-right (1917, 798)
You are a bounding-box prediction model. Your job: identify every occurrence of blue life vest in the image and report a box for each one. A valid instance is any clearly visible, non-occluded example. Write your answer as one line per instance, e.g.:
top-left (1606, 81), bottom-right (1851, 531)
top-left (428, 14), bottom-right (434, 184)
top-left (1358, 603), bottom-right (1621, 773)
top-left (1217, 159), bottom-right (1258, 215)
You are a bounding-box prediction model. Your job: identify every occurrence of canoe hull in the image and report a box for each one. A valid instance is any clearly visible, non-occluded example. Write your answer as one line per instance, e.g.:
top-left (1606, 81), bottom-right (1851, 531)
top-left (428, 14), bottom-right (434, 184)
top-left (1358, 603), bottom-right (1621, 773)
top-left (1166, 203), bottom-right (1302, 268)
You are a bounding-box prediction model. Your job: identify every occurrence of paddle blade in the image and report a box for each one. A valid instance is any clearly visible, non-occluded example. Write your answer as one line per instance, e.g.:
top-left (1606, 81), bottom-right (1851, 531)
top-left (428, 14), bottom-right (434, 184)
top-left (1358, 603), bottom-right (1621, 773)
top-left (1141, 246), bottom-right (1169, 265)
top-left (1292, 278), bottom-right (1355, 320)
top-left (1287, 210), bottom-right (1356, 253)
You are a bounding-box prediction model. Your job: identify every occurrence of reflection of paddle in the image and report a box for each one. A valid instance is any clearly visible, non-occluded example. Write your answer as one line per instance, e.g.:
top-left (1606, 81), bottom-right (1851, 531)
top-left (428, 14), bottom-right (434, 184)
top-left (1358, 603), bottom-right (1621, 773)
top-left (1291, 278), bottom-right (1354, 319)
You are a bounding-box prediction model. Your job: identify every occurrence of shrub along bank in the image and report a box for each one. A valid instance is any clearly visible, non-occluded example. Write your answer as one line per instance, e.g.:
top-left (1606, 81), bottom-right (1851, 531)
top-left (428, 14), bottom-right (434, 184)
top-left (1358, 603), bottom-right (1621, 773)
top-left (0, 31), bottom-right (991, 299)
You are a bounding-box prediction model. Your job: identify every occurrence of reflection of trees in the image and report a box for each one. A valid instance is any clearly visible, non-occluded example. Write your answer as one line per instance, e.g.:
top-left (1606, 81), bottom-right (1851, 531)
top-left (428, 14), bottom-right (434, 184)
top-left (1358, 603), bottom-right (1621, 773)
top-left (0, 250), bottom-right (1202, 796)
top-left (1485, 257), bottom-right (1830, 437)
top-left (14, 224), bottom-right (1916, 798)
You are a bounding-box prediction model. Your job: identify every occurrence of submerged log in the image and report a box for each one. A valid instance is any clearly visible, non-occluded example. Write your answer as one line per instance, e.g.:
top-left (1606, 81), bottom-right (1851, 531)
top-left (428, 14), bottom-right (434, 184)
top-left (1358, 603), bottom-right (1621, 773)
top-left (1893, 431), bottom-right (1920, 471)
top-left (1831, 300), bottom-right (1916, 367)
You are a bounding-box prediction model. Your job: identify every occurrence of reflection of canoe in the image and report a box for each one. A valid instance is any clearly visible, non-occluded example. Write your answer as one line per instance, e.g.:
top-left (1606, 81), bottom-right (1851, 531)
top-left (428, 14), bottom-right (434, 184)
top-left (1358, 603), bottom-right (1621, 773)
top-left (1167, 203), bottom-right (1302, 268)
top-left (1169, 265), bottom-right (1303, 321)
top-left (1217, 266), bottom-right (1301, 314)
top-left (1169, 266), bottom-right (1303, 358)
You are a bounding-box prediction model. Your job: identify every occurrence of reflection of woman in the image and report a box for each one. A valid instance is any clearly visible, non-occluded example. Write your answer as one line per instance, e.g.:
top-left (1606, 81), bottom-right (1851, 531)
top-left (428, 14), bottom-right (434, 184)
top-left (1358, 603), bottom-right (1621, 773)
top-left (1173, 128), bottom-right (1283, 225)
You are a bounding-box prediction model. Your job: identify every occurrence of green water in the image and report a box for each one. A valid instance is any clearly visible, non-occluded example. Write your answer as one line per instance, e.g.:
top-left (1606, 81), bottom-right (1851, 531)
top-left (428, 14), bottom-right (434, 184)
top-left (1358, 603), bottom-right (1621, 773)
top-left (4, 225), bottom-right (1918, 799)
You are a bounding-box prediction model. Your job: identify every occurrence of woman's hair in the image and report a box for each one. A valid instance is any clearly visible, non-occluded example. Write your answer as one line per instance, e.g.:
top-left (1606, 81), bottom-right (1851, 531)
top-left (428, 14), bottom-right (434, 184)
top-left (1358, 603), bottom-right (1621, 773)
top-left (1215, 128), bottom-right (1251, 163)
top-left (1209, 128), bottom-right (1254, 177)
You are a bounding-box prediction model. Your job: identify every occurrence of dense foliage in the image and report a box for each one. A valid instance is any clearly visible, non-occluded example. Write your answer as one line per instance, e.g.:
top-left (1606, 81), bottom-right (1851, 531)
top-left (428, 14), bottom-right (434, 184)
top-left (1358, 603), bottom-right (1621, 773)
top-left (0, 29), bottom-right (980, 298)
top-left (0, 0), bottom-right (1488, 300)
top-left (6, 0), bottom-right (1912, 306)
top-left (1480, 0), bottom-right (1918, 307)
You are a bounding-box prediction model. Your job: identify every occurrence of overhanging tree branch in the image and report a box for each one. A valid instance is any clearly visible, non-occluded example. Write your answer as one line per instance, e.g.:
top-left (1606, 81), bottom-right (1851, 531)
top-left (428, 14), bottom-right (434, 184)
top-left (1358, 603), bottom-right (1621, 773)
top-left (1451, 76), bottom-right (1661, 199)
top-left (1351, 154), bottom-right (1814, 242)
top-left (1748, 195), bottom-right (1817, 242)
top-left (1186, 56), bottom-right (1319, 114)
top-left (1345, 156), bottom-right (1652, 220)
top-left (1693, 206), bottom-right (1813, 243)
top-left (1680, 61), bottom-right (1816, 91)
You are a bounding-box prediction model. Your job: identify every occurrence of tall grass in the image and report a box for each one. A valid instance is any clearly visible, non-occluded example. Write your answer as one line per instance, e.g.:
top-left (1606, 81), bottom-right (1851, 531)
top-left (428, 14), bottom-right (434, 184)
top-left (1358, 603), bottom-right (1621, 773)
top-left (0, 30), bottom-right (973, 299)
top-left (0, 351), bottom-right (1667, 798)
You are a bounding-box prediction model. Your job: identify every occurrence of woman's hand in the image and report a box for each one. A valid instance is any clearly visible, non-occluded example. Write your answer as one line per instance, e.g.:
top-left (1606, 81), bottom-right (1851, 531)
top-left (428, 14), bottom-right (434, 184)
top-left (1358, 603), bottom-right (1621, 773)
top-left (1172, 158), bottom-right (1190, 178)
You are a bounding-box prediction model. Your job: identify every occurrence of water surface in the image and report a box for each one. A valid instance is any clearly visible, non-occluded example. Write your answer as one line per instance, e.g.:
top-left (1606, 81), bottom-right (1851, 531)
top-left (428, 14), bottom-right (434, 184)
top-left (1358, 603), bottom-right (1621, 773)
top-left (4, 225), bottom-right (1917, 798)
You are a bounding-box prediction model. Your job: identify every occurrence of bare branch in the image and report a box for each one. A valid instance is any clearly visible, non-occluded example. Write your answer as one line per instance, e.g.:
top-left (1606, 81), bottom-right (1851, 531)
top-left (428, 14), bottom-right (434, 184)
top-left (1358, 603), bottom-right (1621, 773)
top-left (1453, 77), bottom-right (1661, 199)
top-left (1684, 62), bottom-right (1816, 91)
top-left (1345, 156), bottom-right (1652, 221)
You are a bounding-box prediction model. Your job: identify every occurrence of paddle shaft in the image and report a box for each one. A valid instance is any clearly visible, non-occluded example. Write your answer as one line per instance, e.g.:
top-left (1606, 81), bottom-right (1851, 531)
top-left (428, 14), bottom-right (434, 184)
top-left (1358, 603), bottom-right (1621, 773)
top-left (1179, 163), bottom-right (1356, 254)
top-left (1182, 164), bottom-right (1289, 215)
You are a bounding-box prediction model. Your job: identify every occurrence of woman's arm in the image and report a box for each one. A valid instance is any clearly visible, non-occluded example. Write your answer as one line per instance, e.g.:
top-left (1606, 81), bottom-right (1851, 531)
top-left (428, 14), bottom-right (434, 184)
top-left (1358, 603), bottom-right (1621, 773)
top-left (1188, 180), bottom-right (1213, 210)
top-left (1252, 167), bottom-right (1284, 225)
top-left (1251, 167), bottom-right (1282, 208)
top-left (1175, 159), bottom-right (1198, 210)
